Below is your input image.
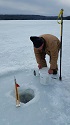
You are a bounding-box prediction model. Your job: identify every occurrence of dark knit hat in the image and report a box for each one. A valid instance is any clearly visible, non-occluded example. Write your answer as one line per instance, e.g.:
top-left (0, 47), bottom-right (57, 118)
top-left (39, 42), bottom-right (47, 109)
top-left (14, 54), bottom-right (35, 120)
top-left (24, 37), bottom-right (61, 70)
top-left (30, 36), bottom-right (43, 48)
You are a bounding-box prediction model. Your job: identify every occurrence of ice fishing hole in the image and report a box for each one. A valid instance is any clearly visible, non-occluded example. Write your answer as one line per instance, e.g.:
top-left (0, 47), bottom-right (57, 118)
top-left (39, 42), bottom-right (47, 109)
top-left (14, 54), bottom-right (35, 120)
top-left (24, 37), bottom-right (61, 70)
top-left (19, 89), bottom-right (35, 104)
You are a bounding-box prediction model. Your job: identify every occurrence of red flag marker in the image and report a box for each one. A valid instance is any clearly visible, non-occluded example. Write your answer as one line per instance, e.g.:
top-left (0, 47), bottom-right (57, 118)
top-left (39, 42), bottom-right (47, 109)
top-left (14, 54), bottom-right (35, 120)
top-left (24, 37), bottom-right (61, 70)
top-left (16, 83), bottom-right (20, 87)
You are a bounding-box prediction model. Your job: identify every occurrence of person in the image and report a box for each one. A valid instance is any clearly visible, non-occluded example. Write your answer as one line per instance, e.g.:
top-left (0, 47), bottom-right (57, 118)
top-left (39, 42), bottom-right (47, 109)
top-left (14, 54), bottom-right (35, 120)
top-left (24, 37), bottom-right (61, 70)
top-left (30, 34), bottom-right (60, 75)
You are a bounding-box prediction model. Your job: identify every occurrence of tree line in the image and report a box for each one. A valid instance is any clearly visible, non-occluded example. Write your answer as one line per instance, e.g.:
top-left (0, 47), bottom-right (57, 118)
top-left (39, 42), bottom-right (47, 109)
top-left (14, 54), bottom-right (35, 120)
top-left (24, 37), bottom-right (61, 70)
top-left (0, 15), bottom-right (70, 20)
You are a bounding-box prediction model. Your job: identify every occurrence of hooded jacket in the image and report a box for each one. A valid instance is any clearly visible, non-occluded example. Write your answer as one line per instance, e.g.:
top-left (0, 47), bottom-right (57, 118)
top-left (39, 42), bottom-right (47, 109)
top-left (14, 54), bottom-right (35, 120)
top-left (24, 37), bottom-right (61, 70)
top-left (34, 34), bottom-right (60, 69)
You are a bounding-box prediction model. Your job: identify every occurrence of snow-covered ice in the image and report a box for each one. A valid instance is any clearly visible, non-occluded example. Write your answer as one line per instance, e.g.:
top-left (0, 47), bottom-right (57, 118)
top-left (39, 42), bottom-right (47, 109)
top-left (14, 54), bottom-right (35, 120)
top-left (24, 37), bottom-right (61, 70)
top-left (0, 20), bottom-right (70, 125)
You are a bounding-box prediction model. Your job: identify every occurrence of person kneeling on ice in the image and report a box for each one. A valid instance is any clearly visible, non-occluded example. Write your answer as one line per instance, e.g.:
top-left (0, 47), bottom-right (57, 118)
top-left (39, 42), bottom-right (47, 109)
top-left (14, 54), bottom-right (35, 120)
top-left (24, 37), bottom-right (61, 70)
top-left (30, 34), bottom-right (60, 75)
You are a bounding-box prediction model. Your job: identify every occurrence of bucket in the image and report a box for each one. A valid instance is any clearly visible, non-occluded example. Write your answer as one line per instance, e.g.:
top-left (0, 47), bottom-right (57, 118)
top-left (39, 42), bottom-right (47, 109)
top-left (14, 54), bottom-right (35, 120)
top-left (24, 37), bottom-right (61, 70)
top-left (39, 67), bottom-right (51, 85)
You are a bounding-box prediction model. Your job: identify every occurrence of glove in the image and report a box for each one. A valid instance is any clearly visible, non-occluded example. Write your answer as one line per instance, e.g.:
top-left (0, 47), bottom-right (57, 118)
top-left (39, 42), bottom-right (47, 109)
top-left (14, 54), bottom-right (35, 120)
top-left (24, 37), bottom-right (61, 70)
top-left (38, 64), bottom-right (42, 69)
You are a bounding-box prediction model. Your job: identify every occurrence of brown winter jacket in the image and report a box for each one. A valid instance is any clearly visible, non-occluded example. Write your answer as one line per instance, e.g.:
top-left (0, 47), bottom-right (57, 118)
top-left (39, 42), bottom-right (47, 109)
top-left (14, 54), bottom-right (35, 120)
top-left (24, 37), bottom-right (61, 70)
top-left (34, 34), bottom-right (60, 70)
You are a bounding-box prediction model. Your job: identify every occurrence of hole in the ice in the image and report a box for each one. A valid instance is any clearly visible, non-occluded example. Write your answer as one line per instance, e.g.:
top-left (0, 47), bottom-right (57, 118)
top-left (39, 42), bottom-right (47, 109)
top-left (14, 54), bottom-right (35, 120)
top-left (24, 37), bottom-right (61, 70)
top-left (19, 89), bottom-right (35, 104)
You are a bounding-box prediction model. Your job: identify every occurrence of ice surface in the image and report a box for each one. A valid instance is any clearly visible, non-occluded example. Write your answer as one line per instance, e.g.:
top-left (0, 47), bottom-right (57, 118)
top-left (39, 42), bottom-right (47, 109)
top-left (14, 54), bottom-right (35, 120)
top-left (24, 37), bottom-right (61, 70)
top-left (0, 20), bottom-right (70, 125)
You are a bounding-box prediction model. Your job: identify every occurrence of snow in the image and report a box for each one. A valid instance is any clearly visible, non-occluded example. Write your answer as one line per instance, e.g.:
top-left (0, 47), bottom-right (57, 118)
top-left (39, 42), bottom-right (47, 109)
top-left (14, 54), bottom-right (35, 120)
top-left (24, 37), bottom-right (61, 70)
top-left (0, 20), bottom-right (70, 125)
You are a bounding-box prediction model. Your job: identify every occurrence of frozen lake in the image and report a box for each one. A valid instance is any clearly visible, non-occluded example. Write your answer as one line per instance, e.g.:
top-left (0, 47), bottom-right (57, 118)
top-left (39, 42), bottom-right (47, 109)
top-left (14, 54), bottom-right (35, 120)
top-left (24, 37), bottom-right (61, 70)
top-left (0, 20), bottom-right (70, 125)
top-left (0, 20), bottom-right (70, 77)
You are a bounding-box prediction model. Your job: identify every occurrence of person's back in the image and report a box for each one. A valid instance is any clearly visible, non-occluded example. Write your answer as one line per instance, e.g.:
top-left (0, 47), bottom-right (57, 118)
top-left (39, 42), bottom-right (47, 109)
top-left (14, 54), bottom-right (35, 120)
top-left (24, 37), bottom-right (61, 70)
top-left (40, 34), bottom-right (60, 45)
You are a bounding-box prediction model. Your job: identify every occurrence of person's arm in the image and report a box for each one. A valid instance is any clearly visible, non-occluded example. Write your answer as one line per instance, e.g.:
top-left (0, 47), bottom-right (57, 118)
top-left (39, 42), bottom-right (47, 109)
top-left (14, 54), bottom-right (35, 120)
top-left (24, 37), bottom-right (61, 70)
top-left (34, 48), bottom-right (47, 68)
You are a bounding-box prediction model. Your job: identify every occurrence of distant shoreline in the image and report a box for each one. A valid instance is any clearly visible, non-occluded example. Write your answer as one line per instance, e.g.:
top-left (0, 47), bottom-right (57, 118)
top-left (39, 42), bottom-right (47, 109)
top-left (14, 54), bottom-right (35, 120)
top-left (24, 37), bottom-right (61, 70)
top-left (0, 14), bottom-right (70, 20)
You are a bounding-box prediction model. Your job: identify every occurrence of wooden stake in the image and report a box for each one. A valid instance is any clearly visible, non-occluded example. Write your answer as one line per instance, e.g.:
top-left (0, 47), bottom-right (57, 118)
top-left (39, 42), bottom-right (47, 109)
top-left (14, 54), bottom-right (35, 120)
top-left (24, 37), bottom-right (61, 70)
top-left (14, 77), bottom-right (20, 107)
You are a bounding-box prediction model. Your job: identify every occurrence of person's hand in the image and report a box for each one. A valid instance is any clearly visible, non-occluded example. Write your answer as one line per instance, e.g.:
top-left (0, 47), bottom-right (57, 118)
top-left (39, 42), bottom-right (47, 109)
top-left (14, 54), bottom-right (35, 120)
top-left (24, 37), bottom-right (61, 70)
top-left (38, 64), bottom-right (42, 69)
top-left (48, 69), bottom-right (53, 74)
top-left (48, 69), bottom-right (57, 74)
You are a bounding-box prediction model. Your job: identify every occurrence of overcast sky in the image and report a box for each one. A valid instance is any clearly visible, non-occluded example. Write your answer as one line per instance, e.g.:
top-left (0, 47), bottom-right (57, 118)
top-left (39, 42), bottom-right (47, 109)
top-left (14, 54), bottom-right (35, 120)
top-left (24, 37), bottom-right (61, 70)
top-left (0, 0), bottom-right (70, 16)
